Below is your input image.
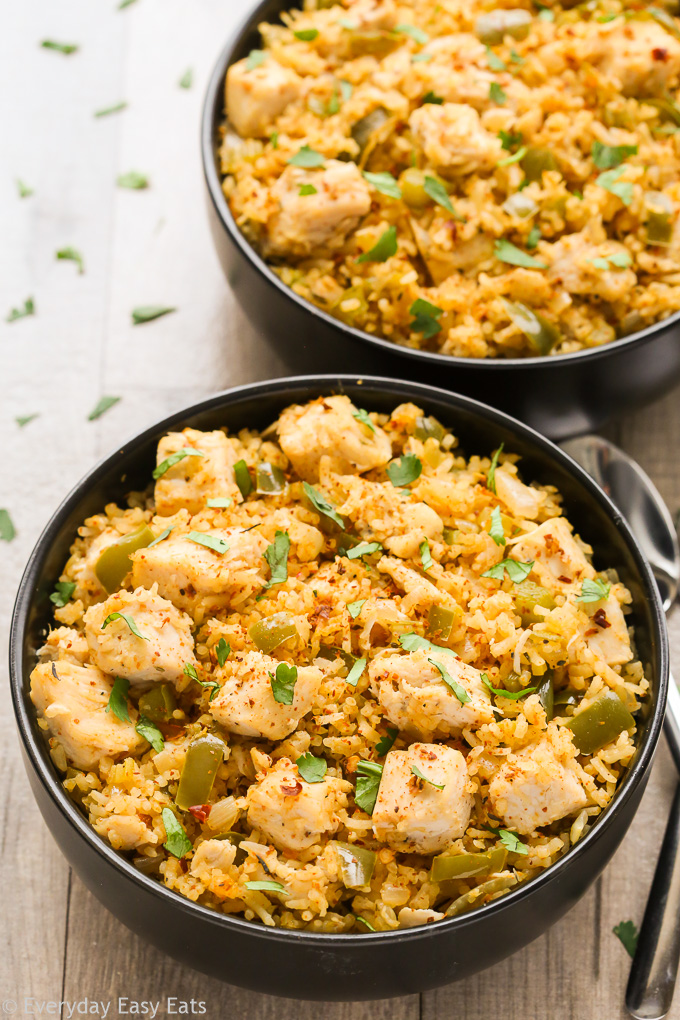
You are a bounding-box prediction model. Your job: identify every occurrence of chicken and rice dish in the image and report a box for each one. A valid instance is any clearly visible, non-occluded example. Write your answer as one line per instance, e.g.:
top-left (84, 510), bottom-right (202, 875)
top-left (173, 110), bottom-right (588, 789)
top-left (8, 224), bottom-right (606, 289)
top-left (31, 396), bottom-right (647, 932)
top-left (221, 0), bottom-right (680, 358)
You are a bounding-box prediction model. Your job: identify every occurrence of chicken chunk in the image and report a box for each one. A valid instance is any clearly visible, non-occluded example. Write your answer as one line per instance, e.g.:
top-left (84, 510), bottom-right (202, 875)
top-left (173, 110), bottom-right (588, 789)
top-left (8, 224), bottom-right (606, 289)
top-left (96, 814), bottom-right (152, 851)
top-left (594, 20), bottom-right (680, 97)
top-left (369, 649), bottom-right (494, 739)
top-left (409, 103), bottom-right (502, 175)
top-left (488, 736), bottom-right (588, 835)
top-left (41, 627), bottom-right (89, 665)
top-left (210, 651), bottom-right (323, 740)
top-left (30, 661), bottom-right (143, 770)
top-left (131, 526), bottom-right (268, 613)
top-left (323, 471), bottom-right (443, 558)
top-left (265, 161), bottom-right (372, 258)
top-left (494, 467), bottom-right (546, 521)
top-left (342, 0), bottom-right (398, 31)
top-left (580, 594), bottom-right (633, 666)
top-left (512, 517), bottom-right (594, 593)
top-left (190, 838), bottom-right (237, 877)
top-left (277, 395), bottom-right (392, 482)
top-left (226, 56), bottom-right (303, 138)
top-left (154, 428), bottom-right (242, 516)
top-left (372, 743), bottom-right (473, 853)
top-left (83, 585), bottom-right (196, 686)
top-left (246, 757), bottom-right (351, 852)
top-left (547, 233), bottom-right (637, 303)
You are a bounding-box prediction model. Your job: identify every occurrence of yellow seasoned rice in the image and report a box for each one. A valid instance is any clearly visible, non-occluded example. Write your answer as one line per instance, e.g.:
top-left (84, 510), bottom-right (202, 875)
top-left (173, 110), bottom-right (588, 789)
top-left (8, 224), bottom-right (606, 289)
top-left (31, 396), bottom-right (648, 933)
top-left (220, 0), bottom-right (680, 358)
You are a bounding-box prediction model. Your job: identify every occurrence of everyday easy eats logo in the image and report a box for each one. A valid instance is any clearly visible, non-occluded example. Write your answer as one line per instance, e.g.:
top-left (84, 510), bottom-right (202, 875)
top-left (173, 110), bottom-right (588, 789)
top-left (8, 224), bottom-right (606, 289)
top-left (2, 1000), bottom-right (207, 1017)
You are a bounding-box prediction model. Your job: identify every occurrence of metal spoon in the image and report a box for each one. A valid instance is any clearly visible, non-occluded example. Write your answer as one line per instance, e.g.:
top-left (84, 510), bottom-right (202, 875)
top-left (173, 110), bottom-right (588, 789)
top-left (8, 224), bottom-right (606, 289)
top-left (562, 434), bottom-right (680, 1020)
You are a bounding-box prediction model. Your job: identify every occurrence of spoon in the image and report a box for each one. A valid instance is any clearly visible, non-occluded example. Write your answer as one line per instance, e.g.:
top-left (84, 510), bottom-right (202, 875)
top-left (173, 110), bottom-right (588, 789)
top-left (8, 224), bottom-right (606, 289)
top-left (562, 434), bottom-right (680, 1019)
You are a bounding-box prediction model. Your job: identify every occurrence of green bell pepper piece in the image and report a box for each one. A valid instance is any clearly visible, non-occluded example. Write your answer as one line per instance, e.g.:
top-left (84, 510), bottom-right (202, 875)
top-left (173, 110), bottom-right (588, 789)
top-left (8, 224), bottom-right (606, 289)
top-left (95, 523), bottom-right (155, 594)
top-left (249, 612), bottom-right (298, 653)
top-left (335, 842), bottom-right (377, 889)
top-left (138, 683), bottom-right (177, 724)
top-left (567, 689), bottom-right (635, 755)
top-left (175, 734), bottom-right (224, 810)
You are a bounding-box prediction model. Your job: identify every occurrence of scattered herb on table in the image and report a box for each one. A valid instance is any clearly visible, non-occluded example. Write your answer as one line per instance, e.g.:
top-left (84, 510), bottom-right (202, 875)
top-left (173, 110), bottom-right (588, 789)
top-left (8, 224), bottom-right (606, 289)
top-left (117, 171), bottom-right (149, 189)
top-left (613, 920), bottom-right (639, 957)
top-left (16, 179), bottom-right (33, 198)
top-left (178, 68), bottom-right (193, 89)
top-left (41, 40), bottom-right (78, 54)
top-left (56, 247), bottom-right (85, 274)
top-left (131, 305), bottom-right (176, 324)
top-left (94, 101), bottom-right (128, 118)
top-left (7, 297), bottom-right (35, 323)
top-left (16, 414), bottom-right (39, 427)
top-left (88, 395), bottom-right (120, 421)
top-left (0, 510), bottom-right (16, 542)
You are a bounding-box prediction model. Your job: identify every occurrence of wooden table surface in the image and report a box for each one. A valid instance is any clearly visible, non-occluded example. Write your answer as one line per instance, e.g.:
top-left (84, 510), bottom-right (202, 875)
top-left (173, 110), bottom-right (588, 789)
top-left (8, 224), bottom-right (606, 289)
top-left (2, 1), bottom-right (680, 1016)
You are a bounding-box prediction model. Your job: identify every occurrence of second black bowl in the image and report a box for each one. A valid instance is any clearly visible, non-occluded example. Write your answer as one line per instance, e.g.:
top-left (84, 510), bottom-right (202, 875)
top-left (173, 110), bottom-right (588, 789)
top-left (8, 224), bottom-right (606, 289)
top-left (201, 0), bottom-right (680, 439)
top-left (10, 375), bottom-right (668, 1000)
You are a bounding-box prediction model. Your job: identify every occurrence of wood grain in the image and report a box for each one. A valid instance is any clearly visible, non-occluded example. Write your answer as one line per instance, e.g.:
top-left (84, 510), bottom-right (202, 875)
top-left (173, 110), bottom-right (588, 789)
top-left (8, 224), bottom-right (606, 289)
top-left (1, 0), bottom-right (680, 1016)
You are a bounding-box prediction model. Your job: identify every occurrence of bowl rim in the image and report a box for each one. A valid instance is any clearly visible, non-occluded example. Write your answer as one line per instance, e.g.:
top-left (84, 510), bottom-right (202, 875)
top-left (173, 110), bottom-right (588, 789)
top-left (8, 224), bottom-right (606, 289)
top-left (200, 0), bottom-right (680, 372)
top-left (10, 373), bottom-right (669, 947)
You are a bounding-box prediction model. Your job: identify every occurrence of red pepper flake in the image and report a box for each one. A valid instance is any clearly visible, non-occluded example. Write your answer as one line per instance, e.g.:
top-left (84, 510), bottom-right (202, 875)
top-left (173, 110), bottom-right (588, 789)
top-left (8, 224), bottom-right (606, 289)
top-left (188, 804), bottom-right (212, 823)
top-left (653, 47), bottom-right (669, 61)
top-left (281, 780), bottom-right (302, 796)
top-left (558, 575), bottom-right (572, 583)
top-left (593, 608), bottom-right (611, 629)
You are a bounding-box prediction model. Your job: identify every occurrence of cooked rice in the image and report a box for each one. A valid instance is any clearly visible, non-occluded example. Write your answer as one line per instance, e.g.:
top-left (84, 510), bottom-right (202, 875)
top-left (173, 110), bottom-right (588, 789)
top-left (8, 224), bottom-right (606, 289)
top-left (220, 0), bottom-right (680, 358)
top-left (31, 396), bottom-right (648, 932)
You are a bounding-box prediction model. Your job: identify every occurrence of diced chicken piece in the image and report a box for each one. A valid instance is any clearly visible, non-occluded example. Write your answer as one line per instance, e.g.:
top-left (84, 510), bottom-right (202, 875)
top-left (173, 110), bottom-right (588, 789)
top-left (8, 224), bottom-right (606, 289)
top-left (190, 839), bottom-right (237, 877)
top-left (324, 471), bottom-right (442, 558)
top-left (547, 233), bottom-right (637, 303)
top-left (226, 56), bottom-right (303, 138)
top-left (246, 757), bottom-right (351, 851)
top-left (131, 526), bottom-right (268, 613)
top-left (342, 0), bottom-right (398, 31)
top-left (210, 651), bottom-right (322, 740)
top-left (409, 103), bottom-right (502, 175)
top-left (83, 585), bottom-right (196, 686)
top-left (267, 509), bottom-right (325, 562)
top-left (369, 649), bottom-right (494, 739)
top-left (277, 395), bottom-right (392, 482)
top-left (95, 814), bottom-right (152, 851)
top-left (594, 20), bottom-right (680, 97)
top-left (154, 428), bottom-right (242, 516)
top-left (372, 743), bottom-right (473, 853)
top-left (580, 594), bottom-right (633, 666)
top-left (512, 517), bottom-right (595, 593)
top-left (30, 661), bottom-right (144, 770)
top-left (494, 467), bottom-right (546, 521)
top-left (265, 161), bottom-right (372, 258)
top-left (397, 907), bottom-right (446, 928)
top-left (386, 501), bottom-right (444, 559)
top-left (488, 736), bottom-right (588, 835)
top-left (41, 627), bottom-right (89, 665)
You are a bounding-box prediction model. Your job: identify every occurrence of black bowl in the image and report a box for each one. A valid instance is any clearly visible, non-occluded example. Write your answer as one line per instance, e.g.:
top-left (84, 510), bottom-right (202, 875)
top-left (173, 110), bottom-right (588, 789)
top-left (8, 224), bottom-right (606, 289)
top-left (10, 376), bottom-right (668, 1001)
top-left (201, 0), bottom-right (680, 440)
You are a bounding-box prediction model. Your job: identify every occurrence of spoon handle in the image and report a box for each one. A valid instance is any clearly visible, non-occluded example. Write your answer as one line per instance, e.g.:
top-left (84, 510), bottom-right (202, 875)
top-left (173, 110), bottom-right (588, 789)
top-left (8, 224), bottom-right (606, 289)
top-left (626, 780), bottom-right (680, 1020)
top-left (664, 678), bottom-right (680, 774)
